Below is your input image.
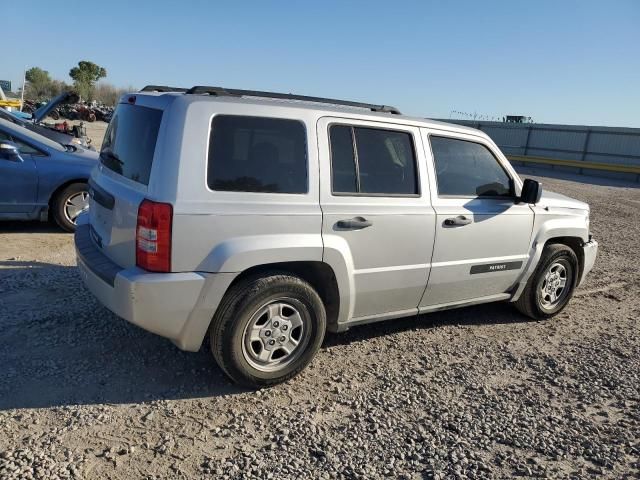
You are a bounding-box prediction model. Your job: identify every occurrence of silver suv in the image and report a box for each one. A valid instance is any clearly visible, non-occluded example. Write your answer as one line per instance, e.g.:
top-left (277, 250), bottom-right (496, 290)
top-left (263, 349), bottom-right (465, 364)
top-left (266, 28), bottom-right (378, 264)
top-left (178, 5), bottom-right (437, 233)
top-left (75, 86), bottom-right (598, 387)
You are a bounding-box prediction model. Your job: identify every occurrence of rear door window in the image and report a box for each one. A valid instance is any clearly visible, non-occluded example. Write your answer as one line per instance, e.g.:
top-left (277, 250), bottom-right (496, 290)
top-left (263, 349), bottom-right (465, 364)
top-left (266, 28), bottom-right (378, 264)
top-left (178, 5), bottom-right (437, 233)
top-left (207, 115), bottom-right (307, 194)
top-left (329, 125), bottom-right (358, 193)
top-left (100, 104), bottom-right (163, 185)
top-left (329, 125), bottom-right (418, 195)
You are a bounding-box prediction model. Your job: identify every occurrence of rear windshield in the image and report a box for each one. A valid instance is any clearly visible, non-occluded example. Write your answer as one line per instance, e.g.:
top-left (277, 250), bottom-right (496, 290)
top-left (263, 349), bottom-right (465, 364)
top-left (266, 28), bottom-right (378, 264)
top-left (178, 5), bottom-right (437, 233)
top-left (100, 104), bottom-right (163, 185)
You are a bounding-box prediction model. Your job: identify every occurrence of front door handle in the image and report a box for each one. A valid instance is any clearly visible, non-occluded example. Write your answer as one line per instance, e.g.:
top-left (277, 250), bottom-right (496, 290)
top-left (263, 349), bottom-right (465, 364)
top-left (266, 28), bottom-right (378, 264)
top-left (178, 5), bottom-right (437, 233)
top-left (336, 216), bottom-right (372, 230)
top-left (444, 215), bottom-right (473, 227)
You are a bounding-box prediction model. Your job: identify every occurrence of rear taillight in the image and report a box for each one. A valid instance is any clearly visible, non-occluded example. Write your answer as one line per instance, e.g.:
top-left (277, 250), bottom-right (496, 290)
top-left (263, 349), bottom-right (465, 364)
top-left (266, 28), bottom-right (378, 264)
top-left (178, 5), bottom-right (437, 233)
top-left (136, 199), bottom-right (172, 272)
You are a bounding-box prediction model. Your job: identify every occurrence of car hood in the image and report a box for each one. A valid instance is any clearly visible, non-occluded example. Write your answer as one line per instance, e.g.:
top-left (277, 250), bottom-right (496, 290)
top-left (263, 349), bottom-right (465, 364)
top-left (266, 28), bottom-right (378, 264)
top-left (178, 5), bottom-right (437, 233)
top-left (50, 144), bottom-right (100, 165)
top-left (538, 190), bottom-right (588, 211)
top-left (11, 110), bottom-right (32, 120)
top-left (33, 91), bottom-right (80, 123)
top-left (66, 146), bottom-right (100, 162)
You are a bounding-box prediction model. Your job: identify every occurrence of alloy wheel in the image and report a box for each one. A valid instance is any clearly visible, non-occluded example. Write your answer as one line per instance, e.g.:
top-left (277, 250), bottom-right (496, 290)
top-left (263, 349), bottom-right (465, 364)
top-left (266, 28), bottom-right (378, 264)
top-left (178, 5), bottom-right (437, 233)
top-left (241, 299), bottom-right (309, 372)
top-left (63, 191), bottom-right (89, 224)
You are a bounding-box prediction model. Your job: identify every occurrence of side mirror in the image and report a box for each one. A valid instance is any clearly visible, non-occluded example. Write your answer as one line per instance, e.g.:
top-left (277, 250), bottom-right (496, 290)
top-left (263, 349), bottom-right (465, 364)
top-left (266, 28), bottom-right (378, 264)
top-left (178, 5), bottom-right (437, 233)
top-left (519, 178), bottom-right (542, 204)
top-left (0, 142), bottom-right (23, 162)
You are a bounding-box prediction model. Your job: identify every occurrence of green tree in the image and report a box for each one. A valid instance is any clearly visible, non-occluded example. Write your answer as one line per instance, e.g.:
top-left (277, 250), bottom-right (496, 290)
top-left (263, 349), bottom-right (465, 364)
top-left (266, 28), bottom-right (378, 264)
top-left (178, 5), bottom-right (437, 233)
top-left (69, 61), bottom-right (107, 101)
top-left (25, 67), bottom-right (53, 101)
top-left (49, 79), bottom-right (72, 98)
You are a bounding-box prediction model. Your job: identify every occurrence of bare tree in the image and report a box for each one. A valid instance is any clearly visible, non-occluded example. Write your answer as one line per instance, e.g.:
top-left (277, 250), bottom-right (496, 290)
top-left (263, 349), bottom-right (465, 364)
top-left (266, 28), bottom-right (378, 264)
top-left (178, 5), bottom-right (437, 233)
top-left (93, 82), bottom-right (134, 106)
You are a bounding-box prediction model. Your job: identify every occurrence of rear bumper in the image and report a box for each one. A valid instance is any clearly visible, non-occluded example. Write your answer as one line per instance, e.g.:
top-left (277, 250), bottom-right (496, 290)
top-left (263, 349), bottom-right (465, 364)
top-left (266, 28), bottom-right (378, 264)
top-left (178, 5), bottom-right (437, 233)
top-left (75, 224), bottom-right (236, 351)
top-left (579, 237), bottom-right (598, 286)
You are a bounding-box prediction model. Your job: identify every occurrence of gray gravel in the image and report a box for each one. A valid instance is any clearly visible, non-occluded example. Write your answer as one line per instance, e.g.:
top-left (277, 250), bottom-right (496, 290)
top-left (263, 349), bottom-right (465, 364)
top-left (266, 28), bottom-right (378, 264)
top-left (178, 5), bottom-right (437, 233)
top-left (0, 169), bottom-right (639, 479)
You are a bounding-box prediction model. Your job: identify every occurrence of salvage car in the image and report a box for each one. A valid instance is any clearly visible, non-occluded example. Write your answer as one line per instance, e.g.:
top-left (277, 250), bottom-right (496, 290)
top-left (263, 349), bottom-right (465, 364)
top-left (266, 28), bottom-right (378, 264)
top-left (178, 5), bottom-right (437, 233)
top-left (0, 117), bottom-right (98, 231)
top-left (75, 86), bottom-right (598, 387)
top-left (0, 92), bottom-right (92, 149)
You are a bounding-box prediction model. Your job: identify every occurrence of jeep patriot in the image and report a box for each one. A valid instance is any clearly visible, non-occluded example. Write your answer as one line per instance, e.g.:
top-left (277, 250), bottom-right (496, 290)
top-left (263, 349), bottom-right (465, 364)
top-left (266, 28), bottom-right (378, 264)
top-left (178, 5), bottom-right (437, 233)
top-left (75, 85), bottom-right (598, 387)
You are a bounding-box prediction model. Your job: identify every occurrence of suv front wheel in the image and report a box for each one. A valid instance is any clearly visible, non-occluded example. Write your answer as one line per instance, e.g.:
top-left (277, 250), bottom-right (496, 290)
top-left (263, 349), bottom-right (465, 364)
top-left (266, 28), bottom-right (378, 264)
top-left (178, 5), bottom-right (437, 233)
top-left (210, 273), bottom-right (326, 388)
top-left (514, 243), bottom-right (579, 319)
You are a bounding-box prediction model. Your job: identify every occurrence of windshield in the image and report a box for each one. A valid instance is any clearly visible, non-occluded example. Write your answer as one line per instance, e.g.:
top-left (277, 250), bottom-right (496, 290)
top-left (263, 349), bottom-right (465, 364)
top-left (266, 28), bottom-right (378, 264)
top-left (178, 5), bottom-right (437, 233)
top-left (0, 117), bottom-right (66, 152)
top-left (100, 104), bottom-right (163, 185)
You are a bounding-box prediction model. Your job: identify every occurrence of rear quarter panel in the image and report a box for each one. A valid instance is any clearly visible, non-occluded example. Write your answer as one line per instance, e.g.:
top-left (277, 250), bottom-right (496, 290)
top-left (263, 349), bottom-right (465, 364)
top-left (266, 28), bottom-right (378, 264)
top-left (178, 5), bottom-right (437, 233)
top-left (34, 153), bottom-right (96, 205)
top-left (165, 99), bottom-right (323, 273)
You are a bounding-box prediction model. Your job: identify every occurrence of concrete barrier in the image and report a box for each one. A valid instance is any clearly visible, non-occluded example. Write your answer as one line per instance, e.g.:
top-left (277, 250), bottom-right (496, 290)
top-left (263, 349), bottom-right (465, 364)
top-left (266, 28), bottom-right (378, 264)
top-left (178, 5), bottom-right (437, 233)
top-left (439, 120), bottom-right (640, 183)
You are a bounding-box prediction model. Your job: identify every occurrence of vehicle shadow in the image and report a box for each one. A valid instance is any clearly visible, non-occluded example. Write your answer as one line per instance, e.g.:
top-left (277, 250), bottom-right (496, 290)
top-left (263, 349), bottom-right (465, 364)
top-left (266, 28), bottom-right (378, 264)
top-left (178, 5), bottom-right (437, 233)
top-left (323, 301), bottom-right (534, 348)
top-left (0, 221), bottom-right (63, 234)
top-left (1, 258), bottom-right (532, 411)
top-left (0, 260), bottom-right (245, 411)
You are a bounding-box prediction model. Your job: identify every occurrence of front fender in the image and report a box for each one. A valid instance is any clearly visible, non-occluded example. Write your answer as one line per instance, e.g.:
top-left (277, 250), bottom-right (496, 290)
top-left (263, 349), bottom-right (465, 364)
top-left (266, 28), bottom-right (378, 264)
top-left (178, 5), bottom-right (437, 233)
top-left (511, 209), bottom-right (589, 300)
top-left (533, 215), bottom-right (589, 245)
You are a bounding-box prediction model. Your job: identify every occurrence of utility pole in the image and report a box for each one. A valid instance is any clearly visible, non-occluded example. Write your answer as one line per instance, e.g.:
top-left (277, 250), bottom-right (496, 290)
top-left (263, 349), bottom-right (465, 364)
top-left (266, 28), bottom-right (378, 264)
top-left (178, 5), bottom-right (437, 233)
top-left (20, 67), bottom-right (27, 112)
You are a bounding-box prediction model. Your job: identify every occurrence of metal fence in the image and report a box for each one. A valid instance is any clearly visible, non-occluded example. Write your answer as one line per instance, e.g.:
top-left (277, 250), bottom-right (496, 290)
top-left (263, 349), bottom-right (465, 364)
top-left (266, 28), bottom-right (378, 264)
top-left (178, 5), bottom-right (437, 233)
top-left (439, 120), bottom-right (640, 182)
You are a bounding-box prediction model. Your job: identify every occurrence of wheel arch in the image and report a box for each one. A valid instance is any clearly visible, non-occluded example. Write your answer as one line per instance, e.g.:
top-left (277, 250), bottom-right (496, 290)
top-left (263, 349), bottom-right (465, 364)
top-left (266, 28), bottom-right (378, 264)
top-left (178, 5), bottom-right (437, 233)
top-left (174, 259), bottom-right (346, 353)
top-left (47, 178), bottom-right (89, 215)
top-left (544, 236), bottom-right (584, 283)
top-left (226, 261), bottom-right (342, 333)
top-left (194, 233), bottom-right (355, 331)
top-left (512, 224), bottom-right (588, 301)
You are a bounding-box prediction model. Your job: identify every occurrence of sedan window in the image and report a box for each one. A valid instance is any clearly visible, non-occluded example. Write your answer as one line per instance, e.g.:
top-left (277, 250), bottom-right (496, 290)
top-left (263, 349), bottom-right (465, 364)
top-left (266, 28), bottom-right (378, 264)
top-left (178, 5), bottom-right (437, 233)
top-left (15, 140), bottom-right (45, 155)
top-left (0, 128), bottom-right (45, 156)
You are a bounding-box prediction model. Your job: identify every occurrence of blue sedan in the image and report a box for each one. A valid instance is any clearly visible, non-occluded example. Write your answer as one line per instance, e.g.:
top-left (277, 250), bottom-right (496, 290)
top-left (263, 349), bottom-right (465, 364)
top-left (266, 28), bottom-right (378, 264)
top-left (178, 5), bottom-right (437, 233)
top-left (0, 117), bottom-right (98, 231)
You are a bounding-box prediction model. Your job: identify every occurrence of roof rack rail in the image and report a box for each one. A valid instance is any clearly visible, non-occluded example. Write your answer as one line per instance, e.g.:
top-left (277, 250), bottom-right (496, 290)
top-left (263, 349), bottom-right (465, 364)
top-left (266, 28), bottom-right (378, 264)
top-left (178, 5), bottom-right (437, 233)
top-left (184, 86), bottom-right (401, 114)
top-left (140, 85), bottom-right (189, 93)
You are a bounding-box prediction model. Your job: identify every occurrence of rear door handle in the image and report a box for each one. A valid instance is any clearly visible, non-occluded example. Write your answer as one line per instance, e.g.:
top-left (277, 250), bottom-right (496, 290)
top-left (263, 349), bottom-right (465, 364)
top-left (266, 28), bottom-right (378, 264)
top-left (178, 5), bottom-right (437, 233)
top-left (336, 216), bottom-right (372, 230)
top-left (444, 215), bottom-right (473, 227)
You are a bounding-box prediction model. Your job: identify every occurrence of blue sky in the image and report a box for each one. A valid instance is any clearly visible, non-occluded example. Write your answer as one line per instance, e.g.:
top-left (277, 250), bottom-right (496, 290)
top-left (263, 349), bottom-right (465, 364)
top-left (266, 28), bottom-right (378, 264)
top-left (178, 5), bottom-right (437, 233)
top-left (4, 0), bottom-right (639, 127)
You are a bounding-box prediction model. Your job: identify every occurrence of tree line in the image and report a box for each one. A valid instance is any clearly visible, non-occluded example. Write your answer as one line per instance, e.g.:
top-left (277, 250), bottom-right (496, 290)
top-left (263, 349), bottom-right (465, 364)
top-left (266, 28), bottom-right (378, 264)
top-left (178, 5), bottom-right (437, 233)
top-left (23, 60), bottom-right (134, 106)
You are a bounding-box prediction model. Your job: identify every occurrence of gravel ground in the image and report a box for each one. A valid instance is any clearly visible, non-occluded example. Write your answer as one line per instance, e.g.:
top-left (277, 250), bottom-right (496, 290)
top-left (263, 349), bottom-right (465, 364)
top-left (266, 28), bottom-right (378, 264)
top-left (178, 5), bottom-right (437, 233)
top-left (0, 170), bottom-right (638, 479)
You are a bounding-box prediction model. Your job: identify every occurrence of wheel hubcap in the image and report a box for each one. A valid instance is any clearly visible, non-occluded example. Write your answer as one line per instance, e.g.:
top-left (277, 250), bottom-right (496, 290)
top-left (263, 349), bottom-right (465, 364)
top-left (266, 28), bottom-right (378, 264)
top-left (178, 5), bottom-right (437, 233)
top-left (539, 262), bottom-right (569, 310)
top-left (242, 299), bottom-right (307, 372)
top-left (63, 191), bottom-right (89, 224)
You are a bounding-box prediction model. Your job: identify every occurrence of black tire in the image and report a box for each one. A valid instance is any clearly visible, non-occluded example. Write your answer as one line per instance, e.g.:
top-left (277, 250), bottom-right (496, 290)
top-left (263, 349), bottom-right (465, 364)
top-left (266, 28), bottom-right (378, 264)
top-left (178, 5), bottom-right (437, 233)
top-left (514, 243), bottom-right (578, 319)
top-left (210, 273), bottom-right (326, 388)
top-left (52, 183), bottom-right (88, 232)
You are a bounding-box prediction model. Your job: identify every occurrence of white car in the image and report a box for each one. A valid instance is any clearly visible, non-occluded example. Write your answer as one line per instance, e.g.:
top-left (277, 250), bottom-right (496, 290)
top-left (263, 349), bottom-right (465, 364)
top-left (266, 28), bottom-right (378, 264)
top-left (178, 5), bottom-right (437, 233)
top-left (75, 85), bottom-right (598, 387)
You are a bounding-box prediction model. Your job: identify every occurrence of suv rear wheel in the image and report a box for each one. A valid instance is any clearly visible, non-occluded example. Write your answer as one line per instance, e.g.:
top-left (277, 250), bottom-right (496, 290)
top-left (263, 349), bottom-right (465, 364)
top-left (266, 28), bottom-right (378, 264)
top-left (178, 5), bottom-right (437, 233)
top-left (514, 244), bottom-right (578, 319)
top-left (210, 273), bottom-right (326, 387)
top-left (53, 182), bottom-right (89, 232)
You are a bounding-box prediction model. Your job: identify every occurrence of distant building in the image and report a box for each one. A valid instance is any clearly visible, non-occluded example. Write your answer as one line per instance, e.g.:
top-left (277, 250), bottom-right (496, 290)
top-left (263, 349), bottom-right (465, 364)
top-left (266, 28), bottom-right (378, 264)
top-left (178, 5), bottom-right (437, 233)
top-left (504, 115), bottom-right (533, 124)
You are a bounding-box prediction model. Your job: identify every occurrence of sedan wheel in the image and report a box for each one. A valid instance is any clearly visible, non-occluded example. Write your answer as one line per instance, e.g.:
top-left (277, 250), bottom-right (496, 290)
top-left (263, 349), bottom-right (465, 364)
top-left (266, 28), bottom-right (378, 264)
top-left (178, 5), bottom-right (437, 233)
top-left (63, 191), bottom-right (90, 225)
top-left (53, 182), bottom-right (89, 232)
